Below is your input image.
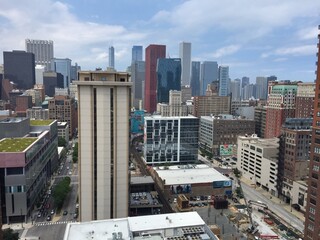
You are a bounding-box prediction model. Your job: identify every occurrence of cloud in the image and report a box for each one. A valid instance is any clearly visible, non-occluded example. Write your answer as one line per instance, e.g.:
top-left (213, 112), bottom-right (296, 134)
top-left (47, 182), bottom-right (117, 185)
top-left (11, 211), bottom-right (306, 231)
top-left (0, 0), bottom-right (146, 70)
top-left (296, 26), bottom-right (319, 40)
top-left (150, 0), bottom-right (320, 41)
top-left (211, 45), bottom-right (241, 58)
top-left (262, 45), bottom-right (316, 58)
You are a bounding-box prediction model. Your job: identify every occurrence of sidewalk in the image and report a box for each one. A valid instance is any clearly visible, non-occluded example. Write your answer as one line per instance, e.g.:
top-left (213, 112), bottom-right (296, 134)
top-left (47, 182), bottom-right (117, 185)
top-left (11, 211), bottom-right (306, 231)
top-left (239, 176), bottom-right (305, 222)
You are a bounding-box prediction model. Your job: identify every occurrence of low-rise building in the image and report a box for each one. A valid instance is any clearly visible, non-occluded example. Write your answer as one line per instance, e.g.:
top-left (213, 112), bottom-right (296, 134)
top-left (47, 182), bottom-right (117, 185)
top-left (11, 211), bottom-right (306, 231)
top-left (237, 135), bottom-right (279, 196)
top-left (144, 116), bottom-right (199, 164)
top-left (149, 164), bottom-right (232, 199)
top-left (63, 212), bottom-right (219, 240)
top-left (26, 106), bottom-right (49, 120)
top-left (57, 121), bottom-right (69, 144)
top-left (199, 114), bottom-right (255, 156)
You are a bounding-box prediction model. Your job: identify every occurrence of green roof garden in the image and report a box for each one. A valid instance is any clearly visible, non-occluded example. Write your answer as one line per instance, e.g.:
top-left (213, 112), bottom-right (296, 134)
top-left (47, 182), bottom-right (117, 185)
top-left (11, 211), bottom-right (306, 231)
top-left (0, 138), bottom-right (37, 153)
top-left (30, 119), bottom-right (53, 126)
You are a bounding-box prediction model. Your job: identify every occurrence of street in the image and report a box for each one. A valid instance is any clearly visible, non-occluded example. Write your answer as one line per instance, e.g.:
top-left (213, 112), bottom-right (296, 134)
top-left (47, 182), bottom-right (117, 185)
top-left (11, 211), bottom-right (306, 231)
top-left (241, 182), bottom-right (304, 233)
top-left (23, 144), bottom-right (79, 240)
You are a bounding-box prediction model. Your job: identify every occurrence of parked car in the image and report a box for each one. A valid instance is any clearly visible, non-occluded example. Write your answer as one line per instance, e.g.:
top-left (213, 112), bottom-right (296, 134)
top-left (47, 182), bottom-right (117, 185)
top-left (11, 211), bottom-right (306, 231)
top-left (37, 212), bottom-right (41, 218)
top-left (50, 209), bottom-right (55, 215)
top-left (63, 210), bottom-right (68, 215)
top-left (292, 203), bottom-right (301, 211)
top-left (46, 215), bottom-right (52, 221)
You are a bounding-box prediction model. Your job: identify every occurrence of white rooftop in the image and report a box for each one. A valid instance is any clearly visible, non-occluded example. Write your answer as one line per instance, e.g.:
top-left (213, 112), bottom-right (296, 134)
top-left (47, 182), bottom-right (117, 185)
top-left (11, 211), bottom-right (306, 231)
top-left (145, 115), bottom-right (197, 120)
top-left (154, 164), bottom-right (230, 185)
top-left (64, 212), bottom-right (215, 240)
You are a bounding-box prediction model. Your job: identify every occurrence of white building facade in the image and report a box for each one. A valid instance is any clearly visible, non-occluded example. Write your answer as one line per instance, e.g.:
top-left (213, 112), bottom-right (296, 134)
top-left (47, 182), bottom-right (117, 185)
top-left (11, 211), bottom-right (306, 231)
top-left (237, 135), bottom-right (279, 196)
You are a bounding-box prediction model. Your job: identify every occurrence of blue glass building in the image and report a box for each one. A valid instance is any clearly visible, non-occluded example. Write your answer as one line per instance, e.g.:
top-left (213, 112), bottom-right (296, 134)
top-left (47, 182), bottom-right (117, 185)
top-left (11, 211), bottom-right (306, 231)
top-left (156, 58), bottom-right (181, 104)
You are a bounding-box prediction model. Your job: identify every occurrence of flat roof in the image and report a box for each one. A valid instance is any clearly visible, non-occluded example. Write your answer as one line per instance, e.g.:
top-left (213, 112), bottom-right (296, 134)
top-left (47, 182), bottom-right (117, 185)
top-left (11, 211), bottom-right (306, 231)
top-left (64, 212), bottom-right (208, 240)
top-left (130, 176), bottom-right (154, 185)
top-left (154, 164), bottom-right (229, 185)
top-left (0, 117), bottom-right (28, 123)
top-left (0, 138), bottom-right (37, 152)
top-left (145, 115), bottom-right (197, 120)
top-left (30, 119), bottom-right (54, 126)
top-left (128, 212), bottom-right (204, 232)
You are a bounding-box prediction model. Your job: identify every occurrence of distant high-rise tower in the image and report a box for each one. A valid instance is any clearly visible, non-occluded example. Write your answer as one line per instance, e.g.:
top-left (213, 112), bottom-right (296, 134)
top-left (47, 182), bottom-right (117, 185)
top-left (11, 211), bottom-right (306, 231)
top-left (241, 76), bottom-right (250, 88)
top-left (230, 79), bottom-right (241, 100)
top-left (77, 70), bottom-right (131, 222)
top-left (131, 61), bottom-right (145, 109)
top-left (179, 42), bottom-right (191, 86)
top-left (218, 65), bottom-right (230, 97)
top-left (51, 58), bottom-right (72, 88)
top-left (304, 29), bottom-right (320, 240)
top-left (156, 58), bottom-right (181, 104)
top-left (25, 39), bottom-right (54, 71)
top-left (108, 46), bottom-right (115, 69)
top-left (200, 61), bottom-right (218, 96)
top-left (255, 77), bottom-right (268, 100)
top-left (132, 46), bottom-right (143, 63)
top-left (190, 61), bottom-right (200, 96)
top-left (145, 44), bottom-right (166, 113)
top-left (3, 50), bottom-right (35, 90)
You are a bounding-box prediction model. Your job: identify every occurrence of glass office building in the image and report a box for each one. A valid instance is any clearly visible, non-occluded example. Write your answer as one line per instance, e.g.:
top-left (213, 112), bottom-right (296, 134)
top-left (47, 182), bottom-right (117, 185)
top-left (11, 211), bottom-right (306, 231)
top-left (144, 116), bottom-right (199, 165)
top-left (156, 58), bottom-right (181, 104)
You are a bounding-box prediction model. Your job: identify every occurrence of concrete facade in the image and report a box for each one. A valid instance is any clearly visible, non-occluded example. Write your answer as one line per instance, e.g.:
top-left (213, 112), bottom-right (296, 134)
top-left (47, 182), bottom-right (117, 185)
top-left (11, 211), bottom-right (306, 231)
top-left (77, 71), bottom-right (131, 222)
top-left (237, 135), bottom-right (279, 196)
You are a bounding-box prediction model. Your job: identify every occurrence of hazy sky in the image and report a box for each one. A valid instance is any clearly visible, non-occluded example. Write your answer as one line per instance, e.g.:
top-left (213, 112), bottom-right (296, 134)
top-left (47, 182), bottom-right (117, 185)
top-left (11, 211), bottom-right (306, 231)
top-left (0, 0), bottom-right (319, 82)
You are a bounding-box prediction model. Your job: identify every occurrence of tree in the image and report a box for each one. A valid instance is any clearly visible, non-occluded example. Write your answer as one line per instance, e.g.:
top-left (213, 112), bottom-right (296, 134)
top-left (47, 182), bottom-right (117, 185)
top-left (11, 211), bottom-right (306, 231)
top-left (72, 142), bottom-right (78, 163)
top-left (53, 177), bottom-right (71, 210)
top-left (3, 228), bottom-right (19, 240)
top-left (58, 137), bottom-right (67, 147)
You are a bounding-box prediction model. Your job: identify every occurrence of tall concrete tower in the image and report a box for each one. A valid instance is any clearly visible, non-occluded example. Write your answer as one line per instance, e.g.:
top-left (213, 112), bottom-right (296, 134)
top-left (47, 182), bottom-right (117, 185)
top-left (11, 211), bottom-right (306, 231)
top-left (77, 70), bottom-right (131, 221)
top-left (179, 42), bottom-right (191, 86)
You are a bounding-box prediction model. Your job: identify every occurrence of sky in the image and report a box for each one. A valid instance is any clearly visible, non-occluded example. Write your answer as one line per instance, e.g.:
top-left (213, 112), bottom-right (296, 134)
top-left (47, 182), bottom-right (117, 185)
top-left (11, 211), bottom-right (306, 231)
top-left (0, 0), bottom-right (319, 82)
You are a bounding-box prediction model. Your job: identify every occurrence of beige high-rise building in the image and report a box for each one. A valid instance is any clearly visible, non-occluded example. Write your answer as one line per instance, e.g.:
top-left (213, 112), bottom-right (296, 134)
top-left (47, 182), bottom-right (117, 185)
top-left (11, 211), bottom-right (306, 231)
top-left (77, 70), bottom-right (131, 222)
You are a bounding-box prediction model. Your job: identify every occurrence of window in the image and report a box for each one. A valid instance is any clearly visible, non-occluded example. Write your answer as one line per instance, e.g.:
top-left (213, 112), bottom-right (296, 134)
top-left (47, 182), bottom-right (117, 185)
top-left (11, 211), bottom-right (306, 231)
top-left (310, 206), bottom-right (316, 214)
top-left (313, 165), bottom-right (320, 172)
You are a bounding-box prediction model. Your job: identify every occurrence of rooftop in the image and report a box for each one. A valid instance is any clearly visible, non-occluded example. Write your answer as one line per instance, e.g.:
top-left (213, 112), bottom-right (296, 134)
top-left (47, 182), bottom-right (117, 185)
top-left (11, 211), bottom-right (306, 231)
top-left (0, 138), bottom-right (37, 152)
top-left (154, 164), bottom-right (230, 185)
top-left (64, 212), bottom-right (217, 240)
top-left (30, 119), bottom-right (53, 126)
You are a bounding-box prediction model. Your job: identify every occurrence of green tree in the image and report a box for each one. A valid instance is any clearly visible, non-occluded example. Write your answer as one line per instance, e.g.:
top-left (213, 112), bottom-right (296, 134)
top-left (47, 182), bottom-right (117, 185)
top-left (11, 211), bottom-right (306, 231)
top-left (72, 142), bottom-right (78, 163)
top-left (58, 137), bottom-right (67, 147)
top-left (3, 228), bottom-right (19, 240)
top-left (53, 177), bottom-right (71, 210)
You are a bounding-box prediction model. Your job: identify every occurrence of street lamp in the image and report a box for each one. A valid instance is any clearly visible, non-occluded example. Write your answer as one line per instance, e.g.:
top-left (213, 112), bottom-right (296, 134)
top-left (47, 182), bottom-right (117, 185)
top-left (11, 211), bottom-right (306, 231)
top-left (20, 208), bottom-right (23, 228)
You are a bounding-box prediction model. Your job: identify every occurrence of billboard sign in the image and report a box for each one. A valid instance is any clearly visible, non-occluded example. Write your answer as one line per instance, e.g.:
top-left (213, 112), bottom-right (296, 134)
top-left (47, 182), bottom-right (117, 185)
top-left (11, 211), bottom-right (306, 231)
top-left (213, 180), bottom-right (232, 188)
top-left (219, 144), bottom-right (234, 156)
top-left (170, 184), bottom-right (192, 194)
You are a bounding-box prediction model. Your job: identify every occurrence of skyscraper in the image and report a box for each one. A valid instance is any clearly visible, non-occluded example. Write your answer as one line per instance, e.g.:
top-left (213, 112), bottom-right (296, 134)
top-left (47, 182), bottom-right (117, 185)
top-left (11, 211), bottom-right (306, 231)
top-left (230, 79), bottom-right (241, 100)
top-left (218, 65), bottom-right (230, 97)
top-left (179, 42), bottom-right (191, 86)
top-left (108, 46), bottom-right (115, 69)
top-left (255, 76), bottom-right (268, 100)
top-left (132, 45), bottom-right (143, 63)
top-left (200, 61), bottom-right (218, 96)
top-left (25, 39), bottom-right (54, 70)
top-left (145, 44), bottom-right (166, 113)
top-left (156, 58), bottom-right (181, 104)
top-left (77, 70), bottom-right (131, 222)
top-left (304, 31), bottom-right (320, 240)
top-left (190, 61), bottom-right (200, 96)
top-left (3, 50), bottom-right (35, 90)
top-left (131, 61), bottom-right (145, 109)
top-left (241, 76), bottom-right (250, 88)
top-left (51, 58), bottom-right (72, 88)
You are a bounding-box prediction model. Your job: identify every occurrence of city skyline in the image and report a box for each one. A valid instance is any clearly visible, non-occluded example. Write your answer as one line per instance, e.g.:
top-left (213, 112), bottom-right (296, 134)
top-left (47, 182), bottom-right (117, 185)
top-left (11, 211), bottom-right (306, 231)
top-left (0, 0), bottom-right (319, 82)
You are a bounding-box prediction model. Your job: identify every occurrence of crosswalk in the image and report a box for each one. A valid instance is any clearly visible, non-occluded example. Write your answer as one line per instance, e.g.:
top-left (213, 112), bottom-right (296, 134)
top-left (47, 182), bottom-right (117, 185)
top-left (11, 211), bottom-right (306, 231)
top-left (35, 220), bottom-right (77, 226)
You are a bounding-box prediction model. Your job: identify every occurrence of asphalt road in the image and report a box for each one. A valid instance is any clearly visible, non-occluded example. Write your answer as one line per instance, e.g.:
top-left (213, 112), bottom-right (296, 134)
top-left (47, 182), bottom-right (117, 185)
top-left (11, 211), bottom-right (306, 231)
top-left (241, 183), bottom-right (304, 233)
top-left (25, 148), bottom-right (79, 240)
